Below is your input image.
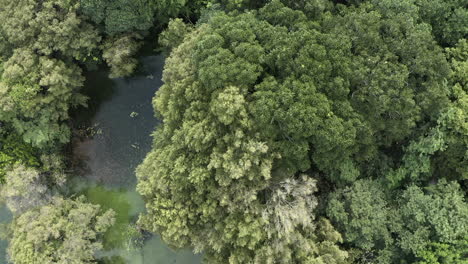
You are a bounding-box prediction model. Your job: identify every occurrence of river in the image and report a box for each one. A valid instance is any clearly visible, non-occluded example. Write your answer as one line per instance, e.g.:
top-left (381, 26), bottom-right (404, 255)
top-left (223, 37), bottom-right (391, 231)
top-left (0, 55), bottom-right (202, 263)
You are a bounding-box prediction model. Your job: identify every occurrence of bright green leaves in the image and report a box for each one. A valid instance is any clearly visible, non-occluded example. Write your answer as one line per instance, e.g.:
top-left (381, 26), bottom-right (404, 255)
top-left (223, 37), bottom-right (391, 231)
top-left (397, 181), bottom-right (468, 256)
top-left (210, 86), bottom-right (248, 125)
top-left (7, 196), bottom-right (115, 264)
top-left (327, 180), bottom-right (395, 262)
top-left (0, 0), bottom-right (100, 60)
top-left (0, 0), bottom-right (99, 147)
top-left (137, 3), bottom-right (351, 262)
top-left (415, 240), bottom-right (468, 264)
top-left (0, 50), bottom-right (87, 147)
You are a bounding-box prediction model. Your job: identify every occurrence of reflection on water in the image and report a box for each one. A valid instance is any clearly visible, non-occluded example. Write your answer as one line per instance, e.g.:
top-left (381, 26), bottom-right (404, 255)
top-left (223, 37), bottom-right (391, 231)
top-left (72, 55), bottom-right (201, 263)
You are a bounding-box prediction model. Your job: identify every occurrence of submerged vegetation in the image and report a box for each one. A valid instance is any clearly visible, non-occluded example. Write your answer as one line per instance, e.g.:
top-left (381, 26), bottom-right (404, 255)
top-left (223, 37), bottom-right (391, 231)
top-left (0, 0), bottom-right (466, 263)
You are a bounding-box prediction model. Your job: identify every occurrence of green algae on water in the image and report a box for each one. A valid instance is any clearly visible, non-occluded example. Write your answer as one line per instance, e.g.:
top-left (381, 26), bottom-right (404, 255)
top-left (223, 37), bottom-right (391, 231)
top-left (84, 186), bottom-right (143, 250)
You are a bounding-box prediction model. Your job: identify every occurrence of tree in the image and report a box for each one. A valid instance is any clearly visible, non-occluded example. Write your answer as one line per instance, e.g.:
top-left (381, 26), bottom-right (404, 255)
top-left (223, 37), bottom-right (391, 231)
top-left (0, 165), bottom-right (50, 216)
top-left (0, 50), bottom-right (88, 147)
top-left (0, 129), bottom-right (40, 182)
top-left (414, 0), bottom-right (468, 47)
top-left (207, 0), bottom-right (269, 11)
top-left (137, 0), bottom-right (456, 261)
top-left (0, 0), bottom-right (100, 147)
top-left (253, 176), bottom-right (348, 264)
top-left (80, 0), bottom-right (208, 36)
top-left (340, 0), bottom-right (467, 47)
top-left (158, 18), bottom-right (193, 54)
top-left (7, 196), bottom-right (115, 264)
top-left (80, 0), bottom-right (210, 78)
top-left (415, 240), bottom-right (468, 264)
top-left (396, 181), bottom-right (468, 257)
top-left (80, 0), bottom-right (156, 35)
top-left (385, 39), bottom-right (468, 187)
top-left (326, 179), bottom-right (398, 263)
top-left (102, 33), bottom-right (142, 78)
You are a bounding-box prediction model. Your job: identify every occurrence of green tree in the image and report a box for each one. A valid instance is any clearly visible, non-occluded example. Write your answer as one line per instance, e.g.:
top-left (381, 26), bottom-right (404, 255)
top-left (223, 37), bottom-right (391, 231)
top-left (340, 0), bottom-right (467, 47)
top-left (138, 1), bottom-right (456, 261)
top-left (0, 0), bottom-right (100, 61)
top-left (326, 180), bottom-right (398, 263)
top-left (102, 33), bottom-right (142, 78)
top-left (414, 0), bottom-right (468, 47)
top-left (80, 0), bottom-right (208, 36)
top-left (7, 196), bottom-right (115, 264)
top-left (0, 129), bottom-right (40, 181)
top-left (207, 0), bottom-right (268, 11)
top-left (0, 0), bottom-right (100, 147)
top-left (396, 181), bottom-right (468, 257)
top-left (158, 18), bottom-right (194, 53)
top-left (415, 240), bottom-right (468, 264)
top-left (0, 165), bottom-right (50, 216)
top-left (80, 0), bottom-right (156, 35)
top-left (385, 39), bottom-right (468, 187)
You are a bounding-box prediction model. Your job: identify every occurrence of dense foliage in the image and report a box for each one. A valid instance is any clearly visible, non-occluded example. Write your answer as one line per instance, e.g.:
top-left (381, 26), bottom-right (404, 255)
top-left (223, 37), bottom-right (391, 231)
top-left (0, 0), bottom-right (208, 147)
top-left (0, 0), bottom-right (466, 263)
top-left (0, 0), bottom-right (97, 147)
top-left (8, 196), bottom-right (115, 264)
top-left (137, 0), bottom-right (467, 263)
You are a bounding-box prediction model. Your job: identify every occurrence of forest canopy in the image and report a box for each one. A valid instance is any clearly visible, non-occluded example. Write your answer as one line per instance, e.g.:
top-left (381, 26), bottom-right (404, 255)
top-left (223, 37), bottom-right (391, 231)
top-left (137, 0), bottom-right (467, 263)
top-left (0, 0), bottom-right (466, 263)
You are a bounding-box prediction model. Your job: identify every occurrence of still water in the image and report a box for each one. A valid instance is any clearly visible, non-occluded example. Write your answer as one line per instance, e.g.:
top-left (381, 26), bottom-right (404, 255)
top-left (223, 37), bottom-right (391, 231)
top-left (72, 55), bottom-right (201, 264)
top-left (0, 55), bottom-right (201, 263)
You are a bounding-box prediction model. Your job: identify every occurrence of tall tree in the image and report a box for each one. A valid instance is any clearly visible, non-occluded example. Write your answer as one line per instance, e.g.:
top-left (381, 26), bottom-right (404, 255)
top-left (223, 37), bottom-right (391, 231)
top-left (414, 0), bottom-right (468, 47)
top-left (137, 1), bottom-right (458, 262)
top-left (0, 165), bottom-right (50, 216)
top-left (396, 181), bottom-right (468, 258)
top-left (0, 0), bottom-right (100, 147)
top-left (7, 196), bottom-right (115, 264)
top-left (326, 179), bottom-right (398, 263)
top-left (0, 128), bottom-right (40, 182)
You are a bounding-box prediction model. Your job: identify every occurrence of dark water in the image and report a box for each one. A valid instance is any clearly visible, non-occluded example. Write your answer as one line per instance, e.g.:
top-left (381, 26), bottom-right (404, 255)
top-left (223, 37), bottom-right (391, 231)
top-left (0, 55), bottom-right (201, 263)
top-left (72, 55), bottom-right (202, 264)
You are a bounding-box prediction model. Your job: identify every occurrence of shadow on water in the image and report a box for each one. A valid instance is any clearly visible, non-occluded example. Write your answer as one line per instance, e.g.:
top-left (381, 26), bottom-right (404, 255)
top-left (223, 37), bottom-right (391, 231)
top-left (71, 70), bottom-right (117, 128)
top-left (70, 55), bottom-right (202, 264)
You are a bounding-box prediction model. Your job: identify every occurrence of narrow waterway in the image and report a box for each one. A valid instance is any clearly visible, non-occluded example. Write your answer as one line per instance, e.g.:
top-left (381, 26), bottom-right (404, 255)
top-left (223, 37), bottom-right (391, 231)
top-left (71, 54), bottom-right (201, 264)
